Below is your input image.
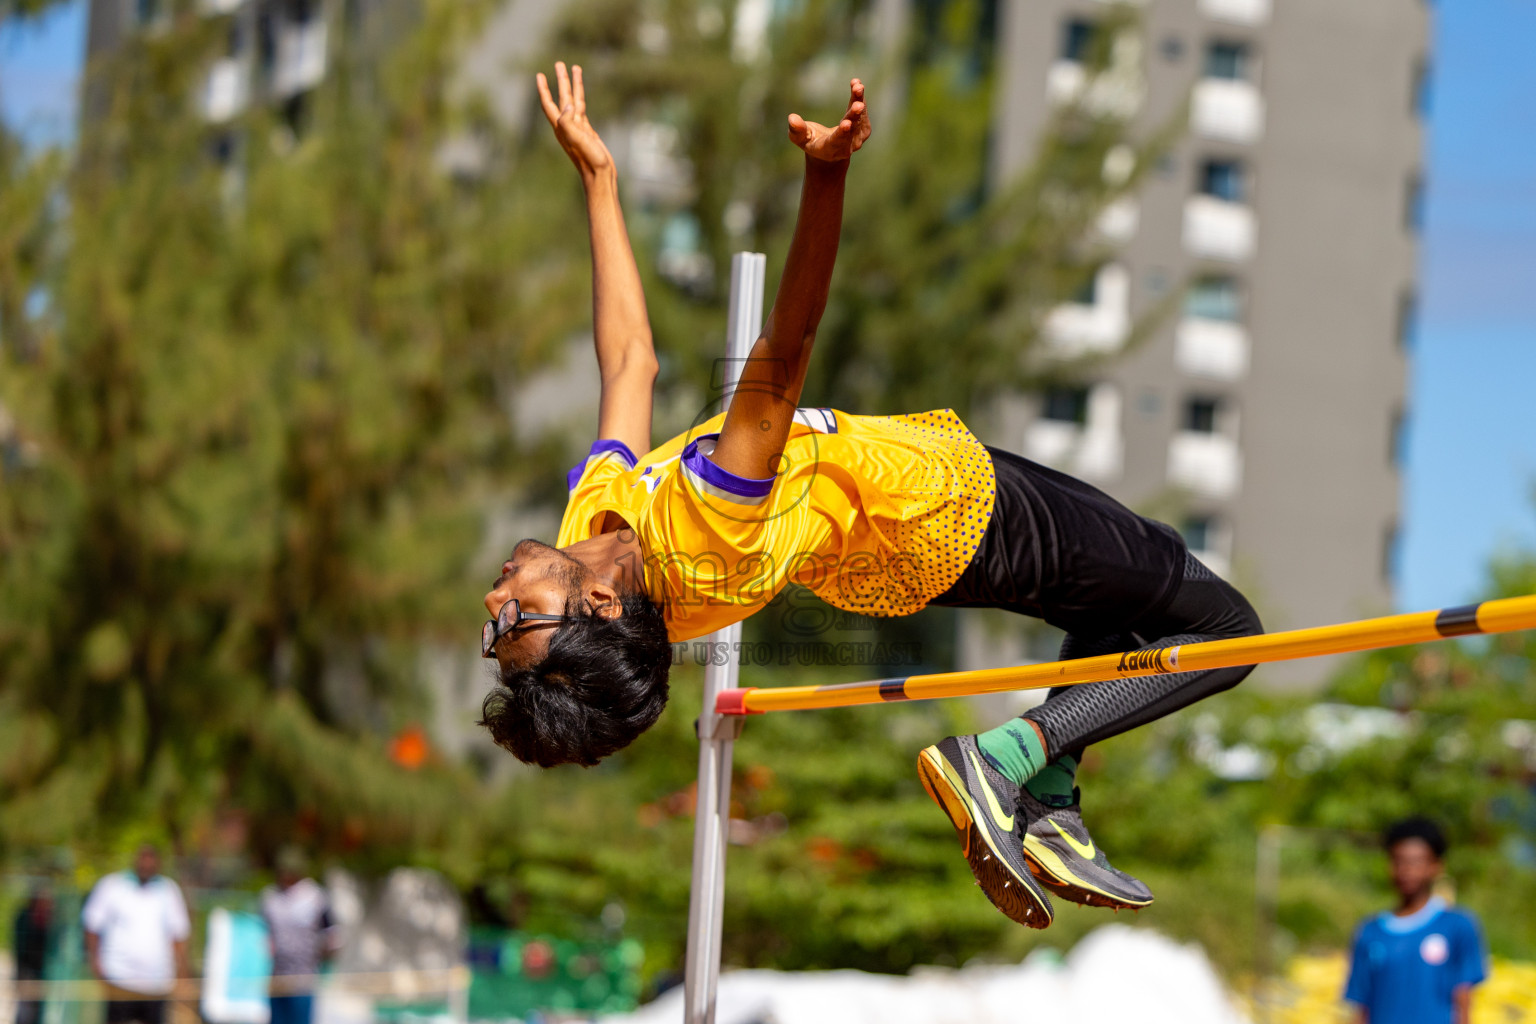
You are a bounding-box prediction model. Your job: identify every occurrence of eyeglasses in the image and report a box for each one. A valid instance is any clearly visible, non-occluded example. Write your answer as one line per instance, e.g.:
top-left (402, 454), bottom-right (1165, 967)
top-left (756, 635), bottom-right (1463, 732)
top-left (481, 598), bottom-right (577, 658)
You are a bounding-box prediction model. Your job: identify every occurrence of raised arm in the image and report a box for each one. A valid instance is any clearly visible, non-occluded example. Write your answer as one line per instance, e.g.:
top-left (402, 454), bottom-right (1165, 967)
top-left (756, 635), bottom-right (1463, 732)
top-left (710, 79), bottom-right (871, 481)
top-left (537, 62), bottom-right (657, 458)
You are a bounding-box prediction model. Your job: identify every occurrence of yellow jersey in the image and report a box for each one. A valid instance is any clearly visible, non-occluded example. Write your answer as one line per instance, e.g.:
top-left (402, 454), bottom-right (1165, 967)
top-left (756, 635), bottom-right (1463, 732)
top-left (556, 408), bottom-right (996, 642)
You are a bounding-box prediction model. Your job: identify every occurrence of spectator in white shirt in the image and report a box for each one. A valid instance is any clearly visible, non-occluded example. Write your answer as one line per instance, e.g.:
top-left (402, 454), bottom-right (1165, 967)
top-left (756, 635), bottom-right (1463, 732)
top-left (82, 845), bottom-right (191, 1024)
top-left (259, 847), bottom-right (335, 1024)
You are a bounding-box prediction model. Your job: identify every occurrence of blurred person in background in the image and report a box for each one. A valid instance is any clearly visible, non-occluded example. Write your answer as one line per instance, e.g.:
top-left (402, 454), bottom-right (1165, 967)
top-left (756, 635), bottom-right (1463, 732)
top-left (11, 882), bottom-right (56, 1024)
top-left (259, 847), bottom-right (335, 1024)
top-left (82, 844), bottom-right (191, 1024)
top-left (1345, 817), bottom-right (1487, 1024)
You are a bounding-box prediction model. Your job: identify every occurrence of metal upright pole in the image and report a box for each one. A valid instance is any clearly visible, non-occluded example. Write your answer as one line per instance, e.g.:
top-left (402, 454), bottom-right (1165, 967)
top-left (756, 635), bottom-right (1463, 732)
top-left (682, 252), bottom-right (766, 1024)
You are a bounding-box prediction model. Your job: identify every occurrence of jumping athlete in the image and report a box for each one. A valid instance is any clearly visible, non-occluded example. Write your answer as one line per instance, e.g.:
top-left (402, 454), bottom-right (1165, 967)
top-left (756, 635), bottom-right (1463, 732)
top-left (481, 65), bottom-right (1263, 929)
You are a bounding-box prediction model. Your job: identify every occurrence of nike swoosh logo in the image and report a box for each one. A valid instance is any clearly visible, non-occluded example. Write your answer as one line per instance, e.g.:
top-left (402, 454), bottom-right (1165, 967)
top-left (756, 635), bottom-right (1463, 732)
top-left (966, 750), bottom-right (1014, 832)
top-left (1049, 819), bottom-right (1096, 859)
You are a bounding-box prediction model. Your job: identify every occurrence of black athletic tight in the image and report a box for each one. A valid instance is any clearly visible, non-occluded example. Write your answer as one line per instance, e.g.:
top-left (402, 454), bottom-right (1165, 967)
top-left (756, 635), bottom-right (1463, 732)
top-left (1022, 551), bottom-right (1264, 759)
top-left (925, 446), bottom-right (1264, 758)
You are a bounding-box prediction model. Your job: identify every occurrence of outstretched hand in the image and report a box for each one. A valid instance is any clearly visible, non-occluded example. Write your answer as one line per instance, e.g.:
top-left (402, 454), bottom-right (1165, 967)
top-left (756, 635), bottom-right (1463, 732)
top-left (787, 78), bottom-right (871, 163)
top-left (536, 61), bottom-right (613, 181)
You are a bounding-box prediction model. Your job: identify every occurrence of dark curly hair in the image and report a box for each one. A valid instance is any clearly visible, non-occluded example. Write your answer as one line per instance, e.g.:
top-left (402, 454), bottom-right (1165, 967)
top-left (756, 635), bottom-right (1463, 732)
top-left (478, 590), bottom-right (671, 767)
top-left (1384, 816), bottom-right (1448, 859)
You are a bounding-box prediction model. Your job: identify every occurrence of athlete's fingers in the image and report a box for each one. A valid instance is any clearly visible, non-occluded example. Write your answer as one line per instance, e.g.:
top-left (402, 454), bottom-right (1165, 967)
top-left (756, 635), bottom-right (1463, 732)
top-left (572, 64), bottom-right (586, 118)
top-left (555, 61), bottom-right (572, 112)
top-left (535, 73), bottom-right (560, 125)
top-left (787, 113), bottom-right (810, 145)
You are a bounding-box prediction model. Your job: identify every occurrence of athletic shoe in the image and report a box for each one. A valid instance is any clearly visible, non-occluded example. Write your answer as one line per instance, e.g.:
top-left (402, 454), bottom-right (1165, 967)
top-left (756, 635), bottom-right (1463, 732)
top-left (917, 736), bottom-right (1054, 929)
top-left (1017, 786), bottom-right (1154, 910)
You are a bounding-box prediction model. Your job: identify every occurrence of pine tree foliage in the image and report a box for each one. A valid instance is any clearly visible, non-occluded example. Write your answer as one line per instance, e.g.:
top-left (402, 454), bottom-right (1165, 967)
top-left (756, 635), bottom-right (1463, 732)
top-left (0, 0), bottom-right (582, 858)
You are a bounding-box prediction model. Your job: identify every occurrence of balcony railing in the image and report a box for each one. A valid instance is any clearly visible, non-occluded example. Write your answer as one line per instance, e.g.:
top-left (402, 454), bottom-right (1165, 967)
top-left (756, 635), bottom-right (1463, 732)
top-left (1175, 318), bottom-right (1250, 381)
top-left (1023, 386), bottom-right (1124, 484)
top-left (1168, 431), bottom-right (1243, 499)
top-left (1045, 35), bottom-right (1146, 121)
top-left (1198, 0), bottom-right (1270, 26)
top-left (1183, 195), bottom-right (1256, 262)
top-left (1043, 265), bottom-right (1130, 357)
top-left (272, 19), bottom-right (327, 97)
top-left (1192, 78), bottom-right (1265, 144)
top-left (202, 58), bottom-right (249, 122)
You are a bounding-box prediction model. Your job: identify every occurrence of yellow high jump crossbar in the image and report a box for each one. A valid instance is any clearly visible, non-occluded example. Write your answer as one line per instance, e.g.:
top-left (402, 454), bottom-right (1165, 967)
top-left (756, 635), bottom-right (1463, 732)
top-left (715, 594), bottom-right (1536, 716)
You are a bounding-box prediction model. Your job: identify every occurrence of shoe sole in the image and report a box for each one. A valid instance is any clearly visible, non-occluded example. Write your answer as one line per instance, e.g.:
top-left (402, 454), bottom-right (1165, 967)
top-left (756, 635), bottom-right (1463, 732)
top-left (1021, 835), bottom-right (1155, 911)
top-left (917, 746), bottom-right (1052, 930)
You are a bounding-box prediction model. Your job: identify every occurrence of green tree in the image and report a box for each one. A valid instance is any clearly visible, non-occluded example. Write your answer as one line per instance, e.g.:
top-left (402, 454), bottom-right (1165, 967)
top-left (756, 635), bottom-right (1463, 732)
top-left (0, 0), bottom-right (583, 865)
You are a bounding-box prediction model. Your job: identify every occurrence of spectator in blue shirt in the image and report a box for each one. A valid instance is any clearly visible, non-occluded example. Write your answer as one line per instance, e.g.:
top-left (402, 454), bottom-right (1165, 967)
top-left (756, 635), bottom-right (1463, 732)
top-left (1344, 817), bottom-right (1487, 1024)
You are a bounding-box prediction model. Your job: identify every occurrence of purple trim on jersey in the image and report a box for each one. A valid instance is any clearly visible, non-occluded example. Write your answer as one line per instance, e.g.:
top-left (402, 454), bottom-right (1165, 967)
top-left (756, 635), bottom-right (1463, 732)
top-left (681, 434), bottom-right (775, 500)
top-left (567, 439), bottom-right (639, 491)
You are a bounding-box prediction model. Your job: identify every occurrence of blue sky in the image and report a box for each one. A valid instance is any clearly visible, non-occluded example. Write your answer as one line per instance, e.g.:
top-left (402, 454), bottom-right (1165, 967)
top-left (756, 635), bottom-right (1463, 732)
top-left (2, 0), bottom-right (1534, 612)
top-left (0, 0), bottom-right (82, 148)
top-left (1402, 0), bottom-right (1536, 608)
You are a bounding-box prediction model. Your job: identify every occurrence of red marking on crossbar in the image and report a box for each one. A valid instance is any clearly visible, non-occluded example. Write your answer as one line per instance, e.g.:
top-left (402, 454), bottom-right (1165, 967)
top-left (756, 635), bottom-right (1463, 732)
top-left (716, 688), bottom-right (762, 716)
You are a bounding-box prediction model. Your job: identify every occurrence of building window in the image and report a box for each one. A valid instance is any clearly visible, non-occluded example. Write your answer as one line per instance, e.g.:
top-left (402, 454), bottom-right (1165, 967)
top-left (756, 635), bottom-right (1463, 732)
top-left (1160, 36), bottom-right (1185, 62)
top-left (1411, 56), bottom-right (1432, 117)
top-left (1405, 173), bottom-right (1425, 232)
top-left (281, 91), bottom-right (311, 138)
top-left (1382, 522), bottom-right (1401, 585)
top-left (135, 0), bottom-right (161, 26)
top-left (1185, 276), bottom-right (1242, 322)
top-left (657, 211), bottom-right (712, 289)
top-left (1389, 409), bottom-right (1408, 469)
top-left (1183, 396), bottom-right (1221, 434)
top-left (1042, 386), bottom-right (1091, 425)
top-left (1200, 159), bottom-right (1247, 203)
top-left (1396, 289), bottom-right (1418, 350)
top-left (210, 131), bottom-right (237, 165)
top-left (1061, 18), bottom-right (1098, 63)
top-left (1181, 515), bottom-right (1218, 552)
top-left (1071, 266), bottom-right (1100, 305)
top-left (257, 7), bottom-right (277, 74)
top-left (1204, 41), bottom-right (1250, 81)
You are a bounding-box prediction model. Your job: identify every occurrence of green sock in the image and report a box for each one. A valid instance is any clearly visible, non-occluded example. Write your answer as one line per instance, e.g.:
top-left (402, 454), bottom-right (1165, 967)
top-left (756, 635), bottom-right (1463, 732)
top-left (975, 718), bottom-right (1048, 789)
top-left (1023, 754), bottom-right (1079, 808)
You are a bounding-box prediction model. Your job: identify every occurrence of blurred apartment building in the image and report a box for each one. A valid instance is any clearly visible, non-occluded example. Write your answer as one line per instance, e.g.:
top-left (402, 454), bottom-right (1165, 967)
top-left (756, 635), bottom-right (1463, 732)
top-left (83, 0), bottom-right (1428, 697)
top-left (970, 0), bottom-right (1427, 686)
top-left (83, 0), bottom-right (400, 138)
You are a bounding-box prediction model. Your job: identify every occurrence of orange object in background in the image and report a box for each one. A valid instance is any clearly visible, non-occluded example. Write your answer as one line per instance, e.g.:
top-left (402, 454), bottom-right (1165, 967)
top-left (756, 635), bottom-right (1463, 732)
top-left (806, 837), bottom-right (842, 864)
top-left (390, 725), bottom-right (430, 769)
top-left (521, 939), bottom-right (556, 980)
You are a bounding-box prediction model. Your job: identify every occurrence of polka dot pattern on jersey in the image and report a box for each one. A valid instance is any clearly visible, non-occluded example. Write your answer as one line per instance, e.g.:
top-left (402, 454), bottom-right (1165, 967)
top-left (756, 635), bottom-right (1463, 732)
top-left (807, 408), bottom-right (996, 618)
